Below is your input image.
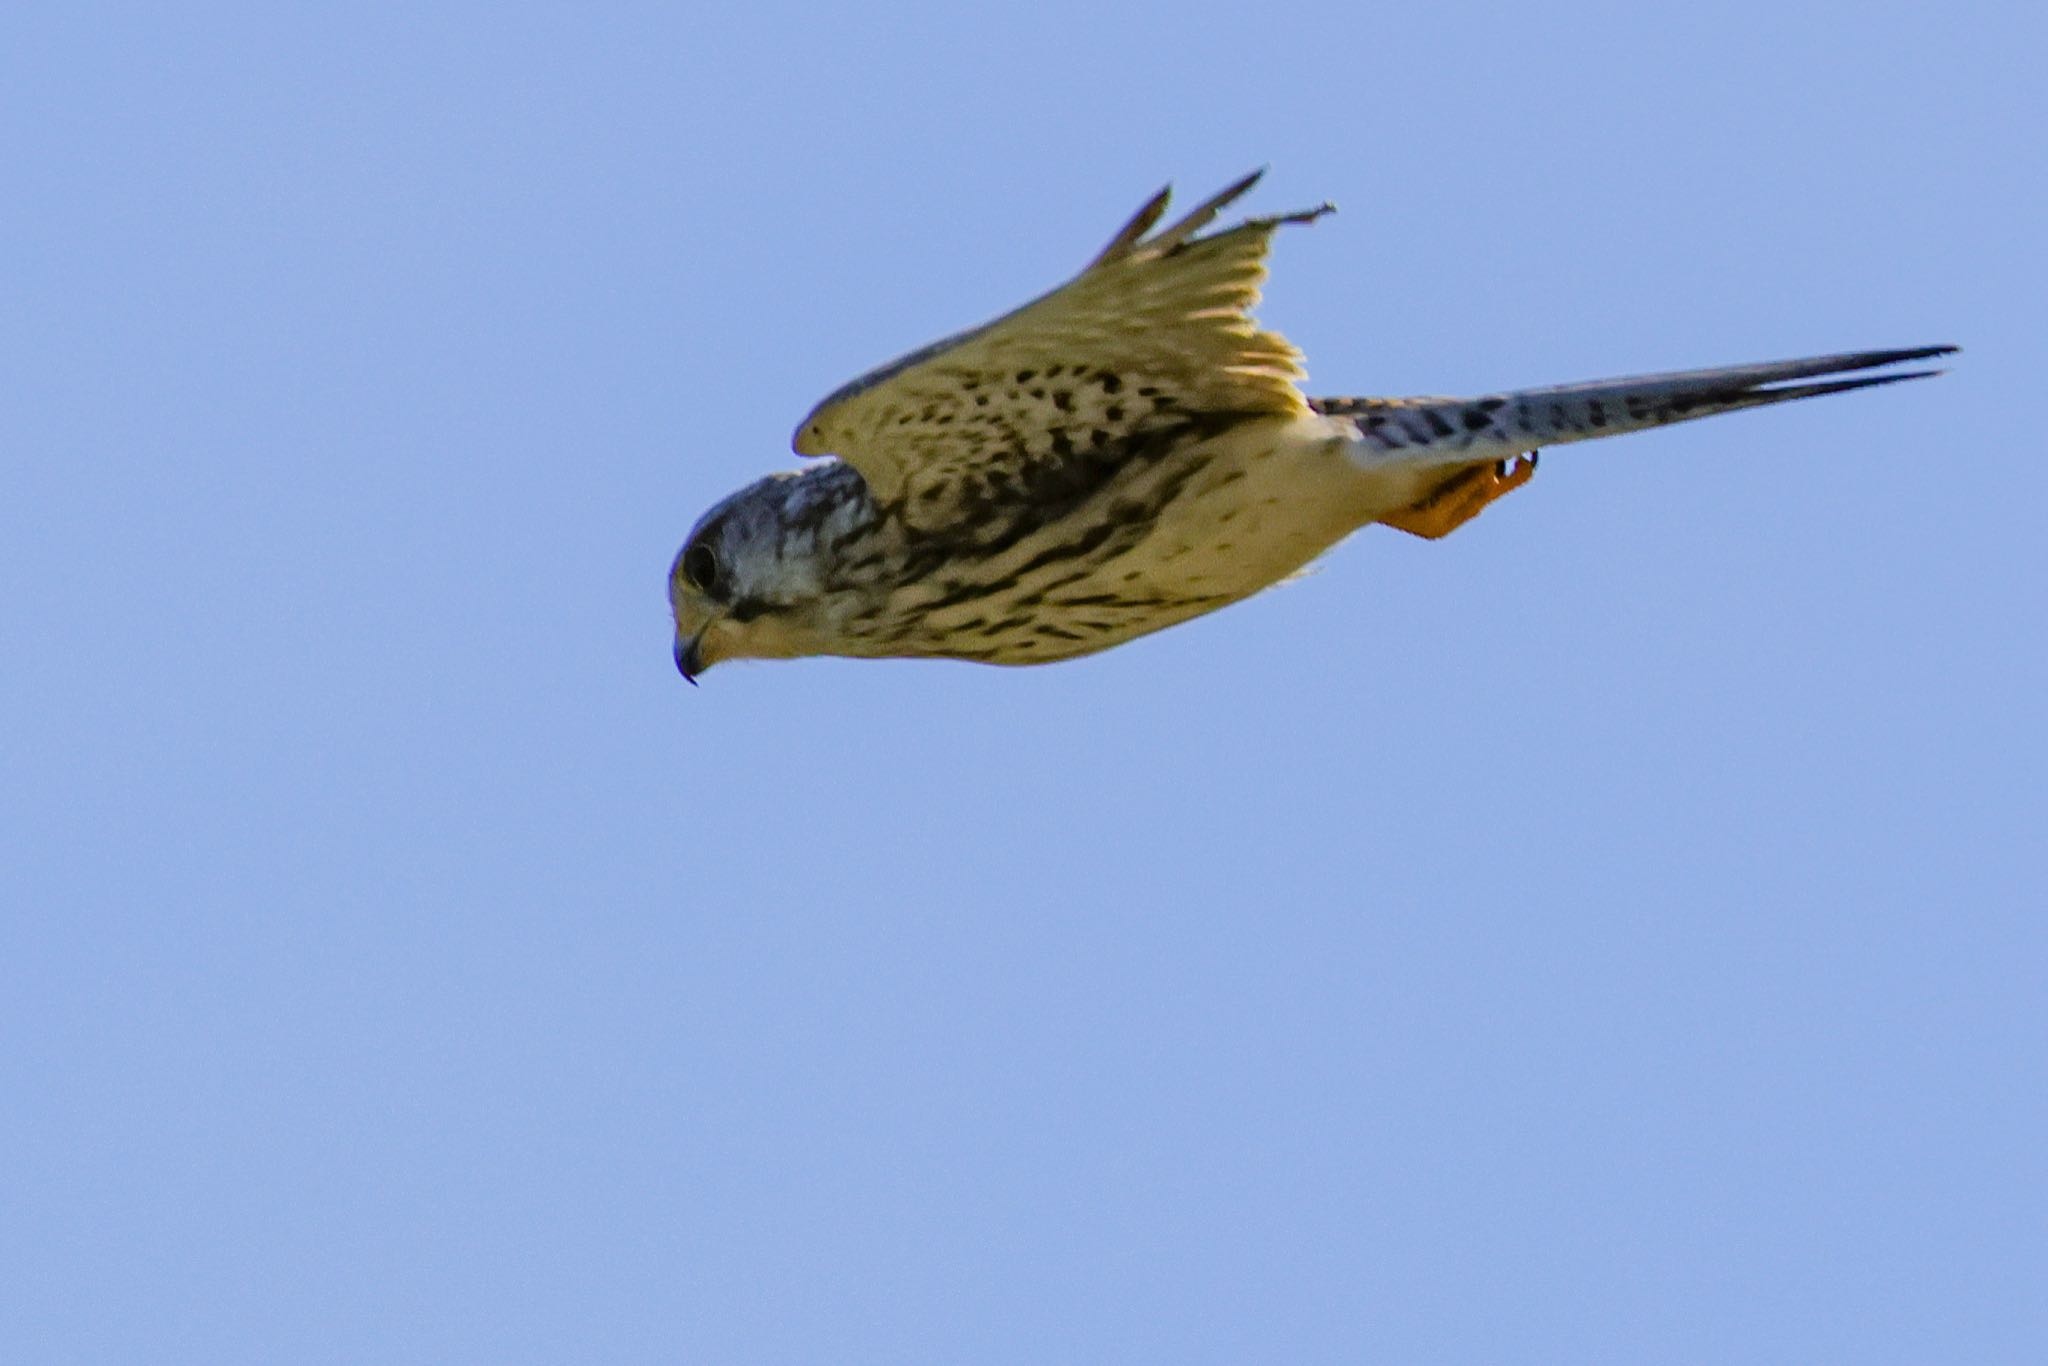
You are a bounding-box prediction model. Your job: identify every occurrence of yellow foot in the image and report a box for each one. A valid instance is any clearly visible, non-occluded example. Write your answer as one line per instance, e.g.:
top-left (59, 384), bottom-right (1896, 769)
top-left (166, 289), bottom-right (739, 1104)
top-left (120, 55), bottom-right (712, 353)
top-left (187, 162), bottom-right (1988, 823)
top-left (1381, 454), bottom-right (1538, 540)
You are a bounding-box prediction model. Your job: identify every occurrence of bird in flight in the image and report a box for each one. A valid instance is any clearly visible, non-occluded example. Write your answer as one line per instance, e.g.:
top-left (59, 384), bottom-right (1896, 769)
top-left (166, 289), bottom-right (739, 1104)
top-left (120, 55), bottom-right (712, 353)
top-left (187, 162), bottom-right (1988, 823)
top-left (669, 171), bottom-right (1951, 682)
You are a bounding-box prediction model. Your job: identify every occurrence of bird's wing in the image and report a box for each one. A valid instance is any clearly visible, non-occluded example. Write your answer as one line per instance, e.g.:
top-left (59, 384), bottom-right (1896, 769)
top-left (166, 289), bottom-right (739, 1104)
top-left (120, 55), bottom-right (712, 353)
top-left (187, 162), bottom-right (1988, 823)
top-left (792, 171), bottom-right (1330, 529)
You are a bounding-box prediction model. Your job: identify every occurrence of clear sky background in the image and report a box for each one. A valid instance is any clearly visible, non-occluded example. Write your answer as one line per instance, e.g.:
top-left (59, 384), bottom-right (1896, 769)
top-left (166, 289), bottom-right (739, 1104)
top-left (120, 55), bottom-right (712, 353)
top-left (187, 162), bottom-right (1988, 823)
top-left (3, 3), bottom-right (2042, 1362)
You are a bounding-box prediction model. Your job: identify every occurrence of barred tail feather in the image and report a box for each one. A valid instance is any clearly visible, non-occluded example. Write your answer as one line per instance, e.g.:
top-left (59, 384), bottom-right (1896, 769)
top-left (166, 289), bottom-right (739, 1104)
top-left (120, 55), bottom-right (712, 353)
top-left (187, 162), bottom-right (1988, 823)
top-left (1327, 346), bottom-right (1957, 469)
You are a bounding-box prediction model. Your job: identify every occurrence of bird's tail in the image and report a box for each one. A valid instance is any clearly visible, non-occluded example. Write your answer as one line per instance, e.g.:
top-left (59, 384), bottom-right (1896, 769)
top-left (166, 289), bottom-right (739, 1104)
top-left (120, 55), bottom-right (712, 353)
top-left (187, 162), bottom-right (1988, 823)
top-left (1319, 346), bottom-right (1956, 469)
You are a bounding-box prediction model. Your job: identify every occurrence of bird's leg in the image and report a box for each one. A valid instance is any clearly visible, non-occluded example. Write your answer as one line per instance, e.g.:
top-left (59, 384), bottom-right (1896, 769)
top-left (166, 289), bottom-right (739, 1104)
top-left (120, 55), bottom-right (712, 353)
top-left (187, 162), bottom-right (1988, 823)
top-left (1380, 454), bottom-right (1538, 540)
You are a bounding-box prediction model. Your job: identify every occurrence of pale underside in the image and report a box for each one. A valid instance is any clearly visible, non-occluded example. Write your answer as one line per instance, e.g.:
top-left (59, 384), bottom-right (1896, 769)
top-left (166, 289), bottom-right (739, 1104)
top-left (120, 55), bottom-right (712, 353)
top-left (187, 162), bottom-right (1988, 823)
top-left (850, 411), bottom-right (1441, 666)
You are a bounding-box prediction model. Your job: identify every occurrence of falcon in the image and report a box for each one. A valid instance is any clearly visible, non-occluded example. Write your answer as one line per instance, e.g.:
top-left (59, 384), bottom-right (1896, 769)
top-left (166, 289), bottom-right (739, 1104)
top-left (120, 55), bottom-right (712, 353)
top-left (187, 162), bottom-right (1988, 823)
top-left (669, 171), bottom-right (1951, 682)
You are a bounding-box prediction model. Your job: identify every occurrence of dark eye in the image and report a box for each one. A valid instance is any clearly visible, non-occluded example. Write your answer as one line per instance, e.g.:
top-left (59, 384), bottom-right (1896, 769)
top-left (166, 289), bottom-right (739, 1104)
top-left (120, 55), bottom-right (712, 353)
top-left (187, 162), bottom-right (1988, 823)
top-left (682, 544), bottom-right (720, 594)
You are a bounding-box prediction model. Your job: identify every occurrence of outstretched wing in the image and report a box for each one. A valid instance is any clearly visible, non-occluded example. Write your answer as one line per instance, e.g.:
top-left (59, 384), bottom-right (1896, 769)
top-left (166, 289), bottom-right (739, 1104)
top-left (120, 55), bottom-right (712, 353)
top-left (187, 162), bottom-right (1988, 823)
top-left (792, 171), bottom-right (1330, 529)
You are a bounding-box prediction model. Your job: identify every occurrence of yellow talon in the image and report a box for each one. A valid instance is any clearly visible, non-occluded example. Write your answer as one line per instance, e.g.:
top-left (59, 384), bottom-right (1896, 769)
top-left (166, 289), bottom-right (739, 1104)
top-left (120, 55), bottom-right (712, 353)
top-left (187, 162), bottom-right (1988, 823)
top-left (1381, 453), bottom-right (1538, 540)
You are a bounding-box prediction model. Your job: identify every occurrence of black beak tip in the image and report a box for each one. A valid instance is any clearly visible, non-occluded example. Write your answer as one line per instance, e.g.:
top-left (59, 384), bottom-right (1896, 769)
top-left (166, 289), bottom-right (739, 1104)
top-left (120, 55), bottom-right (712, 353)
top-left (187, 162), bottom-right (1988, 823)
top-left (674, 639), bottom-right (701, 686)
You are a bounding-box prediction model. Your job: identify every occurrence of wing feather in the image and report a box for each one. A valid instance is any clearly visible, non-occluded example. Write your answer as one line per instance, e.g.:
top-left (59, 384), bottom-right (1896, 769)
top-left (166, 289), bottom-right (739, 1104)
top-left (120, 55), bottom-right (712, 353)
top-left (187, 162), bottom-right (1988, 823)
top-left (791, 172), bottom-right (1331, 525)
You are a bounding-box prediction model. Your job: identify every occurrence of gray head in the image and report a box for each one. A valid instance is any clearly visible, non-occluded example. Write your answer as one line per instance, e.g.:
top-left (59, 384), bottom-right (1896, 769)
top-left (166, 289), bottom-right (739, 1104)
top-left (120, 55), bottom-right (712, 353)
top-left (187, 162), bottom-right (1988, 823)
top-left (669, 463), bottom-right (878, 681)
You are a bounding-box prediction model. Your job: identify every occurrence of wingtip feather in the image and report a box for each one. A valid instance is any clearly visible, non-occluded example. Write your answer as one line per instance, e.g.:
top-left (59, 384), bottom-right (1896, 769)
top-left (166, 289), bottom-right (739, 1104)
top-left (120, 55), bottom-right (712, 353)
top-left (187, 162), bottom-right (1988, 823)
top-left (1150, 169), bottom-right (1268, 252)
top-left (1087, 184), bottom-right (1175, 268)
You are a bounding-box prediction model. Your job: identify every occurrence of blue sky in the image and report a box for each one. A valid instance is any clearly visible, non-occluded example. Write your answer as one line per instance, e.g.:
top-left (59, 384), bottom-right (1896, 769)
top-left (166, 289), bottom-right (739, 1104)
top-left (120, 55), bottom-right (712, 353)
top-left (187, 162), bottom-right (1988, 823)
top-left (3, 2), bottom-right (2042, 1361)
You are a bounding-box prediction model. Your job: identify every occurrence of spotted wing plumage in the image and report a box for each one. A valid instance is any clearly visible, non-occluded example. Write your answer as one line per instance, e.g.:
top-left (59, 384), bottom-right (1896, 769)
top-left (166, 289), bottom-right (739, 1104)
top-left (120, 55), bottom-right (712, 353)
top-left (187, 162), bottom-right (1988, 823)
top-left (791, 171), bottom-right (1331, 529)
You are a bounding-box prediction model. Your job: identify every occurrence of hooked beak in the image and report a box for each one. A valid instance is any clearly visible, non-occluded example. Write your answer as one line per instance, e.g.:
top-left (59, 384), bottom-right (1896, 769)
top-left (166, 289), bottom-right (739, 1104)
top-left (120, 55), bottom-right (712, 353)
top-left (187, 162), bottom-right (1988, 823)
top-left (674, 630), bottom-right (706, 686)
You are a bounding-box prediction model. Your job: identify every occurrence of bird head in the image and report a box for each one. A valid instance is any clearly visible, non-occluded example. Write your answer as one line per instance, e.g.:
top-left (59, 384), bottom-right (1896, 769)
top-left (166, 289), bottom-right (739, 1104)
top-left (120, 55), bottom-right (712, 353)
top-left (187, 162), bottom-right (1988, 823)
top-left (668, 465), bottom-right (875, 682)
